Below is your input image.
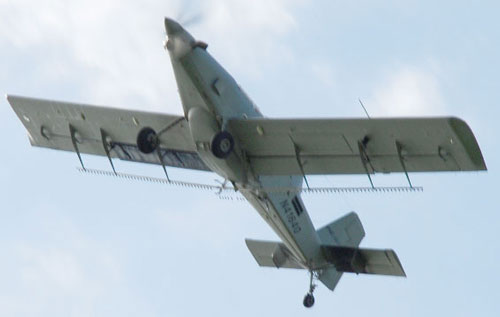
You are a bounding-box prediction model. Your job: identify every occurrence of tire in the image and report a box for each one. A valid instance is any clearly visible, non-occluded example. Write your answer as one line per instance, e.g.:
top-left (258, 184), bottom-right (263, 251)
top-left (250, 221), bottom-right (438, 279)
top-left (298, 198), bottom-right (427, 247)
top-left (211, 131), bottom-right (234, 159)
top-left (303, 293), bottom-right (315, 308)
top-left (137, 127), bottom-right (159, 154)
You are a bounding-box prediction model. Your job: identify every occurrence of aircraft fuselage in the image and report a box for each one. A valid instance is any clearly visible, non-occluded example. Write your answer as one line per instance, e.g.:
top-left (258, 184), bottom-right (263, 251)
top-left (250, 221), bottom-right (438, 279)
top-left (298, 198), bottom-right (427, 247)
top-left (164, 18), bottom-right (325, 269)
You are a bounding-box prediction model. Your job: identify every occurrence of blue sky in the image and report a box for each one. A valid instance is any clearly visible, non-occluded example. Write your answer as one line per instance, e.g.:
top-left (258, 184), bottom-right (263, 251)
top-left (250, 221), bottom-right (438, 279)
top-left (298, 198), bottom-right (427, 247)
top-left (0, 0), bottom-right (498, 316)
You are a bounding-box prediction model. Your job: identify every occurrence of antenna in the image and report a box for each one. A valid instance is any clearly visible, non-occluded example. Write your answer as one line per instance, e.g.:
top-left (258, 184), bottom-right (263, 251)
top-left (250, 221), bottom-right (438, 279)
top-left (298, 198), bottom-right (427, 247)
top-left (358, 98), bottom-right (371, 119)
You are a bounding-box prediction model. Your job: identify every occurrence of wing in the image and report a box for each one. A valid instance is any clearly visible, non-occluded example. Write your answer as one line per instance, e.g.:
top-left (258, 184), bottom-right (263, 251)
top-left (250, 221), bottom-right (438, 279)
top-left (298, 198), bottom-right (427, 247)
top-left (228, 117), bottom-right (486, 175)
top-left (8, 95), bottom-right (209, 171)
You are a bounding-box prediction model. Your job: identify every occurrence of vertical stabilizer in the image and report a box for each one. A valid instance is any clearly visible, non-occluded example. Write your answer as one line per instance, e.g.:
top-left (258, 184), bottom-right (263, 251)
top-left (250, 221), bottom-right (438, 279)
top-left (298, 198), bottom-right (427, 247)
top-left (316, 212), bottom-right (365, 290)
top-left (317, 212), bottom-right (365, 247)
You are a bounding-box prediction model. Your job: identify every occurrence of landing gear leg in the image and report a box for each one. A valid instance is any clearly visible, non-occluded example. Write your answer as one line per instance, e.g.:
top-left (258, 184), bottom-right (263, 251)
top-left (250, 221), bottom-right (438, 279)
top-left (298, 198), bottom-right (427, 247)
top-left (303, 271), bottom-right (316, 308)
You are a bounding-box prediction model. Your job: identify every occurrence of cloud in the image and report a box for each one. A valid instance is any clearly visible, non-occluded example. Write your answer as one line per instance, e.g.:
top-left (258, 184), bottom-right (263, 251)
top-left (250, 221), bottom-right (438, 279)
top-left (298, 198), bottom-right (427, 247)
top-left (204, 0), bottom-right (298, 35)
top-left (192, 0), bottom-right (304, 78)
top-left (19, 246), bottom-right (84, 291)
top-left (0, 0), bottom-right (304, 110)
top-left (368, 64), bottom-right (447, 116)
top-left (0, 0), bottom-right (176, 110)
top-left (0, 241), bottom-right (123, 316)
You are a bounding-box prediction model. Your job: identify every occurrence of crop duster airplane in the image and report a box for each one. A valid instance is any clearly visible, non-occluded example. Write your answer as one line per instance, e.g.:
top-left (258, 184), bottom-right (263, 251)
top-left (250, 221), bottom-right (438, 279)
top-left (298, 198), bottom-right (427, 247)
top-left (7, 18), bottom-right (486, 308)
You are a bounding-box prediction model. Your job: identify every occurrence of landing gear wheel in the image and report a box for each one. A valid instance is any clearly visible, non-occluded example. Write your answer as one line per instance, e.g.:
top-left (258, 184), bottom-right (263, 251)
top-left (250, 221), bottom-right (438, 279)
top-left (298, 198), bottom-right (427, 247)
top-left (211, 131), bottom-right (234, 159)
top-left (303, 293), bottom-right (315, 308)
top-left (137, 127), bottom-right (159, 154)
top-left (303, 270), bottom-right (317, 308)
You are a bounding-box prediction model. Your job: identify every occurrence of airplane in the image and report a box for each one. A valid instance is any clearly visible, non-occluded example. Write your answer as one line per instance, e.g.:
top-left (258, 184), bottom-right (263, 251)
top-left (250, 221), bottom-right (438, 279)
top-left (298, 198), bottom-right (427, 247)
top-left (7, 18), bottom-right (487, 308)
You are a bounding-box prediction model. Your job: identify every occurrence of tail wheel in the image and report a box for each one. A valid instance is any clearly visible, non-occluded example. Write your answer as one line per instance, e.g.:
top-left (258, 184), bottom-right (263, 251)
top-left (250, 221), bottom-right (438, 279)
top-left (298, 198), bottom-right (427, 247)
top-left (211, 131), bottom-right (234, 159)
top-left (137, 127), bottom-right (159, 154)
top-left (303, 293), bottom-right (315, 308)
top-left (303, 270), bottom-right (317, 308)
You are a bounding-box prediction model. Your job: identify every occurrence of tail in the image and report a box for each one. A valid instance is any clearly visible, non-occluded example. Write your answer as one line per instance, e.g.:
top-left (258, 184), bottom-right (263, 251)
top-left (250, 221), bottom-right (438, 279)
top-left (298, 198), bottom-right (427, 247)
top-left (315, 212), bottom-right (365, 290)
top-left (246, 212), bottom-right (405, 292)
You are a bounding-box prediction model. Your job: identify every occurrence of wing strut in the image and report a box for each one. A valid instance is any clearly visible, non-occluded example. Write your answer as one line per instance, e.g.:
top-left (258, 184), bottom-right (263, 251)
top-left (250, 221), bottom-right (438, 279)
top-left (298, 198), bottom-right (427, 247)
top-left (69, 123), bottom-right (85, 171)
top-left (157, 150), bottom-right (171, 182)
top-left (154, 118), bottom-right (187, 183)
top-left (143, 118), bottom-right (187, 183)
top-left (100, 128), bottom-right (117, 175)
top-left (157, 117), bottom-right (185, 137)
top-left (395, 141), bottom-right (413, 188)
top-left (289, 135), bottom-right (310, 189)
top-left (357, 137), bottom-right (374, 189)
top-left (151, 117), bottom-right (187, 182)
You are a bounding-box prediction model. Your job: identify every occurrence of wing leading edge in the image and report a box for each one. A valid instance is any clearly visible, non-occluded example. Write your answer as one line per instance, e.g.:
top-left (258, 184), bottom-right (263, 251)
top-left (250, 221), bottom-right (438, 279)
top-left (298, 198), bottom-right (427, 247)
top-left (228, 117), bottom-right (486, 176)
top-left (7, 95), bottom-right (209, 171)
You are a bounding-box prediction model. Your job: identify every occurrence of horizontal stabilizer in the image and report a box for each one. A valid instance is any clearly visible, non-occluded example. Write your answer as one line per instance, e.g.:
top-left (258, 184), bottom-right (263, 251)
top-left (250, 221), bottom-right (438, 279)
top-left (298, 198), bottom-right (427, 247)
top-left (322, 246), bottom-right (406, 277)
top-left (245, 239), bottom-right (303, 269)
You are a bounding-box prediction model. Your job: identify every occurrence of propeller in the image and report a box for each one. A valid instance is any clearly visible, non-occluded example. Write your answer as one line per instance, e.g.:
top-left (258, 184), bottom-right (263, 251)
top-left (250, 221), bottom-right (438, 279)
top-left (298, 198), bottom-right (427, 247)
top-left (162, 2), bottom-right (208, 56)
top-left (163, 0), bottom-right (204, 36)
top-left (177, 11), bottom-right (204, 29)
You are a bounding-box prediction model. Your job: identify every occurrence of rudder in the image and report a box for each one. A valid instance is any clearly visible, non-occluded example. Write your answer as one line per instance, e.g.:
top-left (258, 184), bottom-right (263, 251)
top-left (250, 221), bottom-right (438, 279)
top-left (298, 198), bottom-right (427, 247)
top-left (317, 212), bottom-right (365, 247)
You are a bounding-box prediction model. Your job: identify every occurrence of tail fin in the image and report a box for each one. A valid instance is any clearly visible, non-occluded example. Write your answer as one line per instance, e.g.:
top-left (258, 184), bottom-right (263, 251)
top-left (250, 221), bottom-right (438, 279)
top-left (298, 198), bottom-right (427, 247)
top-left (317, 212), bottom-right (365, 247)
top-left (316, 212), bottom-right (365, 290)
top-left (245, 212), bottom-right (405, 292)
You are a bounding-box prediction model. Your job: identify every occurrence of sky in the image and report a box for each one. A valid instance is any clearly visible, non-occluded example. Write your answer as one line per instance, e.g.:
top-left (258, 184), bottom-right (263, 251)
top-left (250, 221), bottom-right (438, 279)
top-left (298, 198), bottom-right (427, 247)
top-left (0, 0), bottom-right (499, 316)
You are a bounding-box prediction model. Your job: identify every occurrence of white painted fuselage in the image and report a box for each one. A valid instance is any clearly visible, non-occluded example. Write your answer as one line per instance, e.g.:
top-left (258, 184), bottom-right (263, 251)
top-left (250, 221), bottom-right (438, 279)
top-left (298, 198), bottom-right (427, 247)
top-left (164, 18), bottom-right (325, 269)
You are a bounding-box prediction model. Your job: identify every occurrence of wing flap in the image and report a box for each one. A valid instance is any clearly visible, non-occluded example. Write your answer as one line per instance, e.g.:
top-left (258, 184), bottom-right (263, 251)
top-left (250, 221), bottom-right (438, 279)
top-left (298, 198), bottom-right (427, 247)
top-left (229, 117), bottom-right (486, 175)
top-left (8, 95), bottom-right (209, 171)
